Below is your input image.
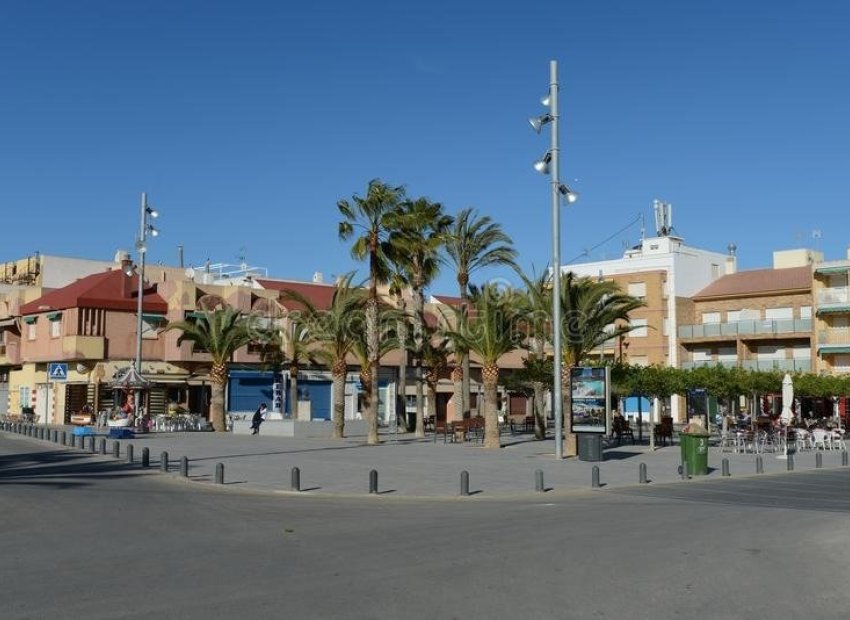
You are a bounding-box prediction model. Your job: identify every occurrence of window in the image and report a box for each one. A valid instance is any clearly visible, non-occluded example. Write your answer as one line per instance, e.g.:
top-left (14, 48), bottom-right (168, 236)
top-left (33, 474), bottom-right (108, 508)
top-left (833, 355), bottom-right (850, 372)
top-left (800, 306), bottom-right (812, 319)
top-left (757, 345), bottom-right (785, 360)
top-left (630, 356), bottom-right (649, 367)
top-left (627, 282), bottom-right (646, 299)
top-left (717, 347), bottom-right (737, 362)
top-left (765, 307), bottom-right (793, 320)
top-left (701, 312), bottom-right (720, 324)
top-left (711, 264), bottom-right (720, 278)
top-left (630, 318), bottom-right (648, 337)
top-left (726, 310), bottom-right (742, 322)
top-left (693, 348), bottom-right (711, 361)
top-left (50, 319), bottom-right (61, 338)
top-left (792, 345), bottom-right (811, 359)
top-left (27, 322), bottom-right (36, 341)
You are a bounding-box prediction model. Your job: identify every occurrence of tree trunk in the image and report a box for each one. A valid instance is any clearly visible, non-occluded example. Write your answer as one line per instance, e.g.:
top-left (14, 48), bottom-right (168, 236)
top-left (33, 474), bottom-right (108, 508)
top-left (451, 366), bottom-right (463, 422)
top-left (483, 365), bottom-right (500, 449)
top-left (533, 381), bottom-right (546, 440)
top-left (459, 278), bottom-right (470, 419)
top-left (425, 380), bottom-right (437, 429)
top-left (289, 364), bottom-right (299, 420)
top-left (562, 366), bottom-right (577, 457)
top-left (210, 380), bottom-right (226, 432)
top-left (397, 312), bottom-right (408, 433)
top-left (332, 363), bottom-right (346, 439)
top-left (412, 284), bottom-right (425, 438)
top-left (366, 298), bottom-right (380, 445)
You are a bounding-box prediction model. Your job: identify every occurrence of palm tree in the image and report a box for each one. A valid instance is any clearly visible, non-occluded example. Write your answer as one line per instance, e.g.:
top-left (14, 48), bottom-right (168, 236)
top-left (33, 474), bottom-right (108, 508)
top-left (442, 208), bottom-right (517, 420)
top-left (444, 284), bottom-right (523, 449)
top-left (386, 265), bottom-right (410, 432)
top-left (283, 275), bottom-right (366, 439)
top-left (338, 179), bottom-right (406, 445)
top-left (282, 319), bottom-right (311, 420)
top-left (516, 268), bottom-right (553, 440)
top-left (391, 197), bottom-right (453, 437)
top-left (166, 308), bottom-right (259, 432)
top-left (351, 305), bottom-right (400, 444)
top-left (558, 272), bottom-right (645, 456)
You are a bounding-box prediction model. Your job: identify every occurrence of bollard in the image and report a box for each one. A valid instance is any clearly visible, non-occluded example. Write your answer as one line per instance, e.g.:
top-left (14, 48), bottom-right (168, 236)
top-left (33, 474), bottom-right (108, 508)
top-left (99, 438), bottom-right (106, 455)
top-left (69, 434), bottom-right (76, 448)
top-left (680, 460), bottom-right (689, 480)
top-left (126, 444), bottom-right (134, 464)
top-left (369, 469), bottom-right (378, 494)
top-left (591, 466), bottom-right (601, 488)
top-left (787, 454), bottom-right (794, 471)
top-left (89, 436), bottom-right (97, 453)
top-left (180, 456), bottom-right (189, 477)
top-left (291, 467), bottom-right (301, 492)
top-left (112, 441), bottom-right (120, 459)
top-left (459, 470), bottom-right (469, 497)
top-left (215, 462), bottom-right (224, 484)
top-left (722, 458), bottom-right (730, 477)
top-left (639, 463), bottom-right (648, 484)
top-left (535, 469), bottom-right (544, 493)
top-left (141, 447), bottom-right (150, 468)
top-left (60, 431), bottom-right (66, 446)
top-left (843, 451), bottom-right (848, 467)
top-left (756, 455), bottom-right (764, 474)
top-left (816, 452), bottom-right (823, 469)
top-left (160, 452), bottom-right (169, 473)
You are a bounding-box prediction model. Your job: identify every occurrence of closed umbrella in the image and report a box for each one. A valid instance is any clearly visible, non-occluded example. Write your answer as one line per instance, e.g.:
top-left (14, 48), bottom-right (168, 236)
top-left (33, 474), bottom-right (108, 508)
top-left (778, 373), bottom-right (794, 459)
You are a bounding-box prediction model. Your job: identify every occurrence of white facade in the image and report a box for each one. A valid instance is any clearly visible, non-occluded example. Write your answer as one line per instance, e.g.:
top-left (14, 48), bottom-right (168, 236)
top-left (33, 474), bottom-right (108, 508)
top-left (564, 235), bottom-right (734, 420)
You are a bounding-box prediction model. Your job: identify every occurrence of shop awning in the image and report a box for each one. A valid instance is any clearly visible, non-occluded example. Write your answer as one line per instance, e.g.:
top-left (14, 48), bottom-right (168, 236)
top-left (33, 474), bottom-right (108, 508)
top-left (0, 318), bottom-right (16, 328)
top-left (142, 313), bottom-right (167, 323)
top-left (46, 311), bottom-right (62, 321)
top-left (816, 306), bottom-right (850, 315)
top-left (815, 266), bottom-right (850, 275)
top-left (818, 346), bottom-right (850, 354)
top-left (22, 316), bottom-right (37, 324)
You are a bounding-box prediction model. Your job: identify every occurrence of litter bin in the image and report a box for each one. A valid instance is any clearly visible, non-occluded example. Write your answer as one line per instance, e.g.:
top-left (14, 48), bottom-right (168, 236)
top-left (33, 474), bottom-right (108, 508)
top-left (679, 427), bottom-right (710, 476)
top-left (577, 433), bottom-right (604, 462)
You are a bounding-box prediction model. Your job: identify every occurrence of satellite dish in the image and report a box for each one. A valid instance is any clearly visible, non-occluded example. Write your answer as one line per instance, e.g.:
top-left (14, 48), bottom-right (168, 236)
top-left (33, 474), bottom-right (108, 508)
top-left (76, 363), bottom-right (90, 374)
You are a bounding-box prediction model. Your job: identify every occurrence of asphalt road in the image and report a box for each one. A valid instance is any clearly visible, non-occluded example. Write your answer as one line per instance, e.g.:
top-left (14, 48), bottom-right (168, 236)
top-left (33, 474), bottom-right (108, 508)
top-left (3, 435), bottom-right (850, 619)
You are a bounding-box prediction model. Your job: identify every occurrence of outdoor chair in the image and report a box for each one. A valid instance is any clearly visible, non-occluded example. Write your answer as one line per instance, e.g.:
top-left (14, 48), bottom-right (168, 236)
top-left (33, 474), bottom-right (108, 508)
top-left (654, 417), bottom-right (674, 446)
top-left (612, 417), bottom-right (634, 446)
top-left (434, 419), bottom-right (450, 443)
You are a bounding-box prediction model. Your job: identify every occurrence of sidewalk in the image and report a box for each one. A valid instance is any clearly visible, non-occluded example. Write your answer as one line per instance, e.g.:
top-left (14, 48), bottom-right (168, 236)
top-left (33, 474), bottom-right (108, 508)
top-left (5, 425), bottom-right (848, 498)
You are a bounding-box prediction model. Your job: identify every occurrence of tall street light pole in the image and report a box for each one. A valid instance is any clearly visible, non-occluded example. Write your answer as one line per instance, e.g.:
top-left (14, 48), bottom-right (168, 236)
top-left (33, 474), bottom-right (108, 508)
top-left (134, 192), bottom-right (159, 416)
top-left (530, 60), bottom-right (577, 460)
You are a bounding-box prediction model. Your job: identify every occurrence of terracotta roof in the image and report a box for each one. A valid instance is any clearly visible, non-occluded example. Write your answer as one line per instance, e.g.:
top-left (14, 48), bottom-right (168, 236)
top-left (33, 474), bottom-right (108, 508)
top-left (256, 279), bottom-right (338, 311)
top-left (693, 266), bottom-right (812, 299)
top-left (19, 269), bottom-right (167, 314)
top-left (432, 294), bottom-right (462, 307)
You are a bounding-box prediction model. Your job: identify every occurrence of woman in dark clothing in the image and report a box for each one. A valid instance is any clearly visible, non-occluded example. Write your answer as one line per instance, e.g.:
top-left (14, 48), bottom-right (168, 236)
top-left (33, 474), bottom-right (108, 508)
top-left (251, 403), bottom-right (268, 435)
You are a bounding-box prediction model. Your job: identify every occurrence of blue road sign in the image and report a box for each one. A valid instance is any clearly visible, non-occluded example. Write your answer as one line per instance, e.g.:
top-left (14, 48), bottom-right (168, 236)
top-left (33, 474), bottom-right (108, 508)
top-left (47, 362), bottom-right (68, 381)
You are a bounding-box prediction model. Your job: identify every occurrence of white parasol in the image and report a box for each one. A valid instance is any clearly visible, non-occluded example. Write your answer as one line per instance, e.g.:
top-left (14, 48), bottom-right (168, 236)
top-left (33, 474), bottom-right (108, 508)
top-left (779, 373), bottom-right (794, 424)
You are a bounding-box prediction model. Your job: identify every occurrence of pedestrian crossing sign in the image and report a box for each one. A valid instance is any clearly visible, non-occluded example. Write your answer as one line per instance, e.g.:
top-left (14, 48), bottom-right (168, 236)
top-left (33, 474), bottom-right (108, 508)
top-left (47, 362), bottom-right (68, 381)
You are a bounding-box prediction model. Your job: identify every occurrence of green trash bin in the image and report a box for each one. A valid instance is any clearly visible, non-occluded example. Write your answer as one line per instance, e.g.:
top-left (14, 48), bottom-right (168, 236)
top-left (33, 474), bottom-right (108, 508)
top-left (679, 428), bottom-right (710, 476)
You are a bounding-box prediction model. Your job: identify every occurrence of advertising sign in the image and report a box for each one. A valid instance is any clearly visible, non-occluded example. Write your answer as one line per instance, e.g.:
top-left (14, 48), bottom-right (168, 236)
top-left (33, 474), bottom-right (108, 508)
top-left (570, 366), bottom-right (610, 434)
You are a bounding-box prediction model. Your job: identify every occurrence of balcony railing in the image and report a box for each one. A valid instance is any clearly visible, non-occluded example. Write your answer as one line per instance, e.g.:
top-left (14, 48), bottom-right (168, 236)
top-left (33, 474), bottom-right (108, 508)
top-left (818, 328), bottom-right (850, 346)
top-left (678, 318), bottom-right (811, 339)
top-left (680, 358), bottom-right (812, 372)
top-left (817, 286), bottom-right (850, 306)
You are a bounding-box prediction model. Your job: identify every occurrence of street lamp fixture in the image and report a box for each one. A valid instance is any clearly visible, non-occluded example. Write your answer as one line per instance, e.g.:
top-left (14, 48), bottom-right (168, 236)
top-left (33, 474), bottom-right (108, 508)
top-left (529, 60), bottom-right (577, 460)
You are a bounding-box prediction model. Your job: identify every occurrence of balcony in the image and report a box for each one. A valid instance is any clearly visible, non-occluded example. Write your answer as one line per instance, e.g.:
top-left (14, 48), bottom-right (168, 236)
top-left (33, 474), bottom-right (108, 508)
top-left (741, 358), bottom-right (812, 372)
top-left (61, 336), bottom-right (105, 360)
top-left (818, 327), bottom-right (850, 354)
top-left (678, 318), bottom-right (812, 340)
top-left (817, 287), bottom-right (850, 313)
top-left (0, 342), bottom-right (22, 364)
top-left (680, 360), bottom-right (738, 370)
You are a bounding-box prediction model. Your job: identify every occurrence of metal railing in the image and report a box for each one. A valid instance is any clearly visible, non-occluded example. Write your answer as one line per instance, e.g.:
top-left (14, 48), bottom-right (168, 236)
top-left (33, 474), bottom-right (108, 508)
top-left (678, 318), bottom-right (811, 339)
top-left (817, 287), bottom-right (850, 306)
top-left (680, 358), bottom-right (812, 372)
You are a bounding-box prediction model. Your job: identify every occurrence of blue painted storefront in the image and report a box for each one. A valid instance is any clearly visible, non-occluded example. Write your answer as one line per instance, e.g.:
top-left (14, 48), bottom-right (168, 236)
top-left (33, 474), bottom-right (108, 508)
top-left (227, 370), bottom-right (282, 413)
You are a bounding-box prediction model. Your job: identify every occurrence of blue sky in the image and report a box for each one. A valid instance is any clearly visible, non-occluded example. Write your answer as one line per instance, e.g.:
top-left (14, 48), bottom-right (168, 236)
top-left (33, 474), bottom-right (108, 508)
top-left (2, 1), bottom-right (848, 294)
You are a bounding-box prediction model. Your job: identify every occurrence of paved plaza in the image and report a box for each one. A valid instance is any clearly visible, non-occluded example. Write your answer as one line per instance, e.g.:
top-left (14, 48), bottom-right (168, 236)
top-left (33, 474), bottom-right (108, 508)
top-left (4, 424), bottom-right (847, 498)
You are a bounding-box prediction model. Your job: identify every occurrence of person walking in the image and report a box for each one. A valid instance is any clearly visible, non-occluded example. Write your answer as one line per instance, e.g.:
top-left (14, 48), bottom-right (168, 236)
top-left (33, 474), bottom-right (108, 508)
top-left (250, 403), bottom-right (268, 435)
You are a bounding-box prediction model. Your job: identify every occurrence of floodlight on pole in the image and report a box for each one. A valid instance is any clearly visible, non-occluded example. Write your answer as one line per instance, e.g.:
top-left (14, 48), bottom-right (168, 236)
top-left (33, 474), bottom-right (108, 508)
top-left (133, 192), bottom-right (161, 423)
top-left (529, 60), bottom-right (577, 460)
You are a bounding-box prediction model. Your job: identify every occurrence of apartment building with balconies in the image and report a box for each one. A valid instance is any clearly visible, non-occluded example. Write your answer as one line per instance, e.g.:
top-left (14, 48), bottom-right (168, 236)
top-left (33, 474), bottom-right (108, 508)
top-left (678, 250), bottom-right (816, 374)
top-left (813, 250), bottom-right (850, 375)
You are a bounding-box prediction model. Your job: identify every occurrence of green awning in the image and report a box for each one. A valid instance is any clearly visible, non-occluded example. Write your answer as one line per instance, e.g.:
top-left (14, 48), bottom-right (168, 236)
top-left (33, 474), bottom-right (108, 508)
top-left (185, 311), bottom-right (206, 319)
top-left (818, 346), bottom-right (850, 354)
top-left (22, 316), bottom-right (37, 324)
top-left (46, 311), bottom-right (62, 321)
top-left (816, 306), bottom-right (850, 315)
top-left (815, 266), bottom-right (850, 275)
top-left (142, 313), bottom-right (167, 323)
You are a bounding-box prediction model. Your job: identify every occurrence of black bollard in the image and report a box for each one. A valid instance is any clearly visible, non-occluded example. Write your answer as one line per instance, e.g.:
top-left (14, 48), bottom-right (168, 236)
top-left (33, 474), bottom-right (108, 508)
top-left (160, 451), bottom-right (169, 473)
top-left (60, 431), bottom-right (66, 446)
top-left (722, 458), bottom-right (730, 477)
top-left (639, 463), bottom-right (648, 484)
top-left (112, 441), bottom-right (120, 459)
top-left (215, 462), bottom-right (224, 484)
top-left (843, 451), bottom-right (848, 467)
top-left (141, 447), bottom-right (150, 468)
top-left (460, 470), bottom-right (469, 497)
top-left (126, 444), bottom-right (134, 464)
top-left (816, 452), bottom-right (823, 469)
top-left (291, 467), bottom-right (301, 492)
top-left (787, 455), bottom-right (794, 471)
top-left (591, 466), bottom-right (601, 488)
top-left (180, 457), bottom-right (189, 477)
top-left (756, 455), bottom-right (764, 474)
top-left (535, 469), bottom-right (544, 493)
top-left (69, 433), bottom-right (76, 448)
top-left (369, 469), bottom-right (378, 494)
top-left (99, 438), bottom-right (106, 455)
top-left (89, 436), bottom-right (97, 453)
